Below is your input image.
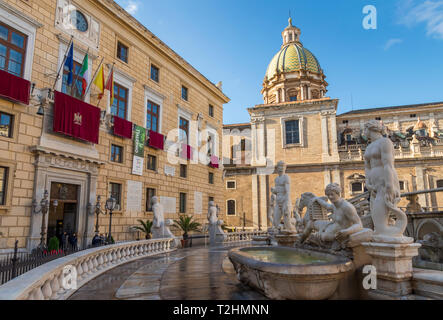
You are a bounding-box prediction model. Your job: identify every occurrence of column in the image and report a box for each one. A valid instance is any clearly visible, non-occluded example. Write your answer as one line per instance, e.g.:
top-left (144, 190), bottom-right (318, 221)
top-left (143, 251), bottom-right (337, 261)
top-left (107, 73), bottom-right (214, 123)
top-left (321, 113), bottom-right (330, 161)
top-left (329, 113), bottom-right (340, 161)
top-left (259, 175), bottom-right (268, 230)
top-left (415, 166), bottom-right (427, 207)
top-left (251, 175), bottom-right (259, 229)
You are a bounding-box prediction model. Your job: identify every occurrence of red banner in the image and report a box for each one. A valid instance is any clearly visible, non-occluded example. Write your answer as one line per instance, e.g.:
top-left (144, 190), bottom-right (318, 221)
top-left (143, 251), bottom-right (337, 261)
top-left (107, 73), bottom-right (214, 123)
top-left (0, 69), bottom-right (30, 105)
top-left (53, 91), bottom-right (100, 144)
top-left (148, 130), bottom-right (164, 150)
top-left (209, 155), bottom-right (219, 168)
top-left (113, 116), bottom-right (133, 139)
top-left (181, 143), bottom-right (193, 160)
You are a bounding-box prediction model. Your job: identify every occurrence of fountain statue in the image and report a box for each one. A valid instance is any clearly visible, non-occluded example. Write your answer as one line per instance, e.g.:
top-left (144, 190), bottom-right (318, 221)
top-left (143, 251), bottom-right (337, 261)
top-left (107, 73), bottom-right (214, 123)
top-left (362, 120), bottom-right (421, 299)
top-left (151, 196), bottom-right (179, 247)
top-left (297, 184), bottom-right (371, 250)
top-left (273, 161), bottom-right (296, 232)
top-left (268, 187), bottom-right (276, 229)
top-left (363, 120), bottom-right (411, 243)
top-left (208, 201), bottom-right (226, 245)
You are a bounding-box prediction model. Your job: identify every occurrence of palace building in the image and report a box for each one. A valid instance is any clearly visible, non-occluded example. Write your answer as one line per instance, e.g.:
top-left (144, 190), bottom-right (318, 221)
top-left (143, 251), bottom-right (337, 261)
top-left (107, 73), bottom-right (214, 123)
top-left (223, 18), bottom-right (443, 239)
top-left (0, 0), bottom-right (229, 255)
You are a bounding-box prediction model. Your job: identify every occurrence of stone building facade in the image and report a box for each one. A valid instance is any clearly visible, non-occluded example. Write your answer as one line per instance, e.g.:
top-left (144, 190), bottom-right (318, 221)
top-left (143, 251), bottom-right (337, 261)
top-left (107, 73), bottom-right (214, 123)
top-left (223, 18), bottom-right (443, 241)
top-left (0, 0), bottom-right (229, 255)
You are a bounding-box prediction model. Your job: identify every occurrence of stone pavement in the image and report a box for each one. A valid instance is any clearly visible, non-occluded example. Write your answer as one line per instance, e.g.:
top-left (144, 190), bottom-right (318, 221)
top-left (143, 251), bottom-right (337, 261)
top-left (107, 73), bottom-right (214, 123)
top-left (69, 245), bottom-right (267, 300)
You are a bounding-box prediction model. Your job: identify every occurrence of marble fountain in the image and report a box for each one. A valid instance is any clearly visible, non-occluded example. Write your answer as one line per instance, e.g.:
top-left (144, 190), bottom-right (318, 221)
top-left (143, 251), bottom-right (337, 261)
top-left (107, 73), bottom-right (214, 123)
top-left (225, 122), bottom-right (442, 300)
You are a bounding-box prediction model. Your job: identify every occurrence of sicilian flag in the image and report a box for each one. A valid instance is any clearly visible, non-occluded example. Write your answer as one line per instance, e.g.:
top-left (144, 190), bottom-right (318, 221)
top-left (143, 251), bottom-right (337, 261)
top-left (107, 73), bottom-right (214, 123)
top-left (64, 42), bottom-right (74, 86)
top-left (79, 53), bottom-right (89, 96)
top-left (93, 63), bottom-right (104, 99)
top-left (105, 66), bottom-right (114, 106)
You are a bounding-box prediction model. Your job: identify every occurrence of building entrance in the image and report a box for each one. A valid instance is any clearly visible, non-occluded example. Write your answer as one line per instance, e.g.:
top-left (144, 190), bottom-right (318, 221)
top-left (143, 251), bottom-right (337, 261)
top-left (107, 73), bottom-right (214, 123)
top-left (47, 182), bottom-right (79, 249)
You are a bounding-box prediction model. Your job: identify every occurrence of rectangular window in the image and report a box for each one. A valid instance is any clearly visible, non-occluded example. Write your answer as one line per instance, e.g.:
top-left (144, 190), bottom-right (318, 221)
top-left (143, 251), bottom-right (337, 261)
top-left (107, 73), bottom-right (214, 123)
top-left (410, 114), bottom-right (417, 118)
top-left (399, 181), bottom-right (405, 191)
top-left (209, 105), bottom-right (214, 117)
top-left (351, 182), bottom-right (364, 193)
top-left (179, 117), bottom-right (189, 144)
top-left (62, 60), bottom-right (84, 100)
top-left (110, 144), bottom-right (123, 163)
top-left (343, 120), bottom-right (349, 124)
top-left (0, 112), bottom-right (13, 138)
top-left (0, 167), bottom-right (8, 205)
top-left (146, 188), bottom-right (156, 212)
top-left (227, 200), bottom-right (236, 215)
top-left (285, 120), bottom-right (300, 145)
top-left (180, 164), bottom-right (187, 178)
top-left (226, 181), bottom-right (236, 189)
top-left (117, 41), bottom-right (128, 63)
top-left (150, 64), bottom-right (159, 82)
top-left (146, 100), bottom-right (160, 133)
top-left (375, 117), bottom-right (381, 121)
top-left (147, 154), bottom-right (157, 171)
top-left (0, 21), bottom-right (28, 77)
top-left (208, 196), bottom-right (214, 203)
top-left (289, 96), bottom-right (297, 102)
top-left (111, 83), bottom-right (128, 119)
top-left (179, 192), bottom-right (187, 213)
top-left (181, 86), bottom-right (188, 101)
top-left (109, 182), bottom-right (122, 210)
top-left (209, 172), bottom-right (214, 184)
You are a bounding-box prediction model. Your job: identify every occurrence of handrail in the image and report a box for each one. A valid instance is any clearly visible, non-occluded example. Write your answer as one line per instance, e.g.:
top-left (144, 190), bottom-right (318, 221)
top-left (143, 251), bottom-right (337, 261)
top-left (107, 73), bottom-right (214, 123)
top-left (0, 238), bottom-right (175, 300)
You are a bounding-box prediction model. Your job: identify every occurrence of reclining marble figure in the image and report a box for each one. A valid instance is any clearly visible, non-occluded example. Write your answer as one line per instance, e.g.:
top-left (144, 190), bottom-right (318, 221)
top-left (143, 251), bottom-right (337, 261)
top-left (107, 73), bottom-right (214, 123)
top-left (298, 183), bottom-right (365, 248)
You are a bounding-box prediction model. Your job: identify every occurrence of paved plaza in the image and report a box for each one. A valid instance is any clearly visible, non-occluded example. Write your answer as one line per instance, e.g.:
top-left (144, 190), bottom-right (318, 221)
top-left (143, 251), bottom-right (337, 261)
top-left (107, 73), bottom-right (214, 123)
top-left (69, 245), bottom-right (268, 300)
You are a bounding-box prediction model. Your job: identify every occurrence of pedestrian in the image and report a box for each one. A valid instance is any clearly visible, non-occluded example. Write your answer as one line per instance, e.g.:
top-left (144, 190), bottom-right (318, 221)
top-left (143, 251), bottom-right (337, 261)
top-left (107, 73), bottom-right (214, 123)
top-left (69, 233), bottom-right (78, 251)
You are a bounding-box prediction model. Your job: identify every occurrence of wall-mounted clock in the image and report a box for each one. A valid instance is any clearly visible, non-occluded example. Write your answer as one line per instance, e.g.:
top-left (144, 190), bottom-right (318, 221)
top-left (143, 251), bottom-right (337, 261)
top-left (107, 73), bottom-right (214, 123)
top-left (71, 10), bottom-right (89, 33)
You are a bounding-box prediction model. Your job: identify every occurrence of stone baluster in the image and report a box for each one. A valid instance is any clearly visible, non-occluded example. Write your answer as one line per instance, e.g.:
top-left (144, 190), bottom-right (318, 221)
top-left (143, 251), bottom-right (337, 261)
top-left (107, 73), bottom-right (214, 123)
top-left (76, 261), bottom-right (84, 280)
top-left (81, 258), bottom-right (89, 275)
top-left (41, 279), bottom-right (52, 300)
top-left (87, 258), bottom-right (94, 274)
top-left (92, 255), bottom-right (99, 271)
top-left (116, 248), bottom-right (122, 262)
top-left (31, 287), bottom-right (44, 300)
top-left (97, 253), bottom-right (104, 269)
top-left (50, 274), bottom-right (61, 299)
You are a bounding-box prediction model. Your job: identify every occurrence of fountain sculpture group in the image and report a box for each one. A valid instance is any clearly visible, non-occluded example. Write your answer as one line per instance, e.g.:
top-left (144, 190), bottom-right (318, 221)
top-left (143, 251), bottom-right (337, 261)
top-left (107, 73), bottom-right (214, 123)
top-left (228, 120), bottom-right (424, 300)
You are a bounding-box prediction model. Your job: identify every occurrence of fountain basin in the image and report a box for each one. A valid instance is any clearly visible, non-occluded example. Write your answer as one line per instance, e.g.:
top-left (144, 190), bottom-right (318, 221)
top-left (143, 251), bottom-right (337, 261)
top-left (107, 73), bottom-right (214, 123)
top-left (228, 246), bottom-right (353, 300)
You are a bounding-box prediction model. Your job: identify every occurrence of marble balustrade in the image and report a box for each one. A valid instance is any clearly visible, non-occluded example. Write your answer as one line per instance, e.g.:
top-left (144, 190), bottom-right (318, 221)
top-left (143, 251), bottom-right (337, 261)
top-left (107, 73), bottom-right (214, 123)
top-left (0, 238), bottom-right (175, 300)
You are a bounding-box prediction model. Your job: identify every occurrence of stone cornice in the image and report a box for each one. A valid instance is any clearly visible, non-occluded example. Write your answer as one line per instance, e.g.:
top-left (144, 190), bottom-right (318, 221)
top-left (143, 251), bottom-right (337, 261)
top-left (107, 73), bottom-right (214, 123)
top-left (0, 0), bottom-right (43, 28)
top-left (29, 145), bottom-right (105, 166)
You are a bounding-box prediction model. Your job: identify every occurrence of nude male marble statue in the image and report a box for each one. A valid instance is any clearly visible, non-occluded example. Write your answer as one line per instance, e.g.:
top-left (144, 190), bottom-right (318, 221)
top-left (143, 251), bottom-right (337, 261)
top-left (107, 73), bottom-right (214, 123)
top-left (364, 120), bottom-right (410, 242)
top-left (273, 161), bottom-right (296, 232)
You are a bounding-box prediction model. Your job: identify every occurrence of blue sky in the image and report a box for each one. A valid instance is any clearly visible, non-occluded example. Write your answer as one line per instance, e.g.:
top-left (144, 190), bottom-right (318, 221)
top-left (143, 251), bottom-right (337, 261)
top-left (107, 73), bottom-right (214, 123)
top-left (116, 0), bottom-right (443, 124)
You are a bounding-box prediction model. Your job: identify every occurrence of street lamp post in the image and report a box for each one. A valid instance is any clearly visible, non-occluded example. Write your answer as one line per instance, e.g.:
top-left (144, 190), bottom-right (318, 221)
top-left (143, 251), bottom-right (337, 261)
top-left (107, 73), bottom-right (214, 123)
top-left (105, 196), bottom-right (117, 244)
top-left (32, 190), bottom-right (50, 251)
top-left (94, 196), bottom-right (103, 234)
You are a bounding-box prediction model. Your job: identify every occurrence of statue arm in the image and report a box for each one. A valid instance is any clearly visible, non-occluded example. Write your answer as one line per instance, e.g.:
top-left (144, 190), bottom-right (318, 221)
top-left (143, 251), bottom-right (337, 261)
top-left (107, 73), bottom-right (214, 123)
top-left (315, 197), bottom-right (334, 211)
top-left (284, 177), bottom-right (291, 201)
top-left (364, 156), bottom-right (374, 192)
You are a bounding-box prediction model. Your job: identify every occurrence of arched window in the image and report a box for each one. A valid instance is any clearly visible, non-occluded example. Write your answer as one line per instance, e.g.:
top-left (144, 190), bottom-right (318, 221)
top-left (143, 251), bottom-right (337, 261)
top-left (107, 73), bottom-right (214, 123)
top-left (227, 200), bottom-right (236, 216)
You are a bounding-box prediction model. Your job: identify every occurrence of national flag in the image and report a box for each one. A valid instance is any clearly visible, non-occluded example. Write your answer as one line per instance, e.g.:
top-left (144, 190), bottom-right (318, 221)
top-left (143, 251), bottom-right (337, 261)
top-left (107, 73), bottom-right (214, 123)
top-left (93, 63), bottom-right (104, 99)
top-left (105, 66), bottom-right (114, 106)
top-left (64, 42), bottom-right (74, 86)
top-left (79, 53), bottom-right (89, 96)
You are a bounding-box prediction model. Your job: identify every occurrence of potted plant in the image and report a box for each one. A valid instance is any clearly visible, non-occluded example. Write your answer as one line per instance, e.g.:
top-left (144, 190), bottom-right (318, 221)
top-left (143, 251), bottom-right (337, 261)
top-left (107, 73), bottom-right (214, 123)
top-left (133, 219), bottom-right (153, 240)
top-left (174, 214), bottom-right (201, 248)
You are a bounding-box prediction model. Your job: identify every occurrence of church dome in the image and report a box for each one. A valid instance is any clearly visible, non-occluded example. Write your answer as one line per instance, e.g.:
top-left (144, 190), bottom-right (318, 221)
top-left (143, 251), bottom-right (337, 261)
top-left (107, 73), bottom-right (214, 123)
top-left (265, 43), bottom-right (322, 80)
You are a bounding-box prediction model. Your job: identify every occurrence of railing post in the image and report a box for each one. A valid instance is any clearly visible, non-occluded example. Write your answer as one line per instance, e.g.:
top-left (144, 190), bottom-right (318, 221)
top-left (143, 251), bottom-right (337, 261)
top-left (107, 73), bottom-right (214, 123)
top-left (11, 240), bottom-right (19, 280)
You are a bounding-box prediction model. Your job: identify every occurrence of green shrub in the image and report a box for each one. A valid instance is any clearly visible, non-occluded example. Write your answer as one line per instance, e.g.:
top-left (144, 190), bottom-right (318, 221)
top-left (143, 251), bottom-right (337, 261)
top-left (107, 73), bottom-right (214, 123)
top-left (48, 236), bottom-right (60, 251)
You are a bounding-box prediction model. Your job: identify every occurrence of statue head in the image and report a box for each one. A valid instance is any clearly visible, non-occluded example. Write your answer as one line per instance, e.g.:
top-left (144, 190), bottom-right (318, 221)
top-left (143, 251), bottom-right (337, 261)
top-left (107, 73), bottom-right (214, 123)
top-left (276, 161), bottom-right (286, 175)
top-left (151, 196), bottom-right (159, 206)
top-left (364, 120), bottom-right (386, 140)
top-left (325, 183), bottom-right (342, 203)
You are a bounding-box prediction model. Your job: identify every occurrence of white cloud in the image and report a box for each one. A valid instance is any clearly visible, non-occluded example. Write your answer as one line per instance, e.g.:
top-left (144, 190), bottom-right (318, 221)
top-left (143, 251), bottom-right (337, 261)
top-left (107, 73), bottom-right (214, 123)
top-left (398, 0), bottom-right (443, 39)
top-left (384, 38), bottom-right (403, 50)
top-left (124, 1), bottom-right (139, 15)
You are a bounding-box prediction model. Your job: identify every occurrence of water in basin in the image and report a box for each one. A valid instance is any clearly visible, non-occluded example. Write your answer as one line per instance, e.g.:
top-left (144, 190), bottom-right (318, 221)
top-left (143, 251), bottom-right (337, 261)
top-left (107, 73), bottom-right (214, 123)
top-left (240, 248), bottom-right (333, 265)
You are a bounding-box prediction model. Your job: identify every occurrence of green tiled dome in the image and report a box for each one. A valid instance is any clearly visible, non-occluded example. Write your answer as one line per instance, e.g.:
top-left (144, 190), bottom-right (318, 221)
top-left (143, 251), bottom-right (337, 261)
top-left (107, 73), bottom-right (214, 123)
top-left (266, 43), bottom-right (322, 80)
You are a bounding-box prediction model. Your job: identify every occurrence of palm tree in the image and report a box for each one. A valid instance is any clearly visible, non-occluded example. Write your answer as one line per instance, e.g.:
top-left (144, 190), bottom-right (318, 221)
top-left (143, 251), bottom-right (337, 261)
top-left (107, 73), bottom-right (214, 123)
top-left (133, 220), bottom-right (153, 239)
top-left (174, 214), bottom-right (201, 240)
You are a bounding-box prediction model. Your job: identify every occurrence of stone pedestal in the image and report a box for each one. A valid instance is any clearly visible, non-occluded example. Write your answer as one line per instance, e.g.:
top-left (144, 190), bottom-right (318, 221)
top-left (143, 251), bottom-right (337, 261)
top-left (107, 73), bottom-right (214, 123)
top-left (362, 241), bottom-right (421, 299)
top-left (274, 233), bottom-right (298, 247)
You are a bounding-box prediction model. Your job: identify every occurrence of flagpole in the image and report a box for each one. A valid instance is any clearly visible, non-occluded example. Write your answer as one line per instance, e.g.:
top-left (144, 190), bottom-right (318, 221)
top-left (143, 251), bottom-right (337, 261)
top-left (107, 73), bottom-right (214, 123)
top-left (71, 47), bottom-right (90, 97)
top-left (96, 62), bottom-right (115, 108)
top-left (83, 57), bottom-right (104, 101)
top-left (52, 35), bottom-right (74, 91)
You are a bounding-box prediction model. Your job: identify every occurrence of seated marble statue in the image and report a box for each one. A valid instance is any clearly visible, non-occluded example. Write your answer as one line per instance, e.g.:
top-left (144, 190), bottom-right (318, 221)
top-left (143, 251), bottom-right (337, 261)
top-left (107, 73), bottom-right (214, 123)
top-left (298, 183), bottom-right (363, 248)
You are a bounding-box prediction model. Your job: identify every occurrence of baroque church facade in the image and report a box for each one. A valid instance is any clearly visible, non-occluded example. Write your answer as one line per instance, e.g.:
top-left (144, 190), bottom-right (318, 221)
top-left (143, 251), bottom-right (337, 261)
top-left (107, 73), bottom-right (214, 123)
top-left (223, 18), bottom-right (443, 240)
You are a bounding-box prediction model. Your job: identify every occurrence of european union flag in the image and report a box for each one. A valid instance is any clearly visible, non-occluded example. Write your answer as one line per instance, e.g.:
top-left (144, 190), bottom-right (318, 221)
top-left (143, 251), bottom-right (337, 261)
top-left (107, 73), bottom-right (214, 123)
top-left (64, 42), bottom-right (74, 86)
